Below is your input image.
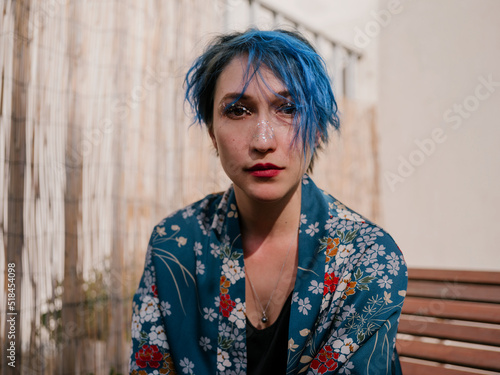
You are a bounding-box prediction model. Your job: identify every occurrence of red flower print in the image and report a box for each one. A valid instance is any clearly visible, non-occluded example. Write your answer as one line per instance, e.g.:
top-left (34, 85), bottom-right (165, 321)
top-left (135, 344), bottom-right (163, 368)
top-left (310, 345), bottom-right (339, 374)
top-left (152, 285), bottom-right (158, 297)
top-left (323, 272), bottom-right (339, 295)
top-left (219, 293), bottom-right (236, 318)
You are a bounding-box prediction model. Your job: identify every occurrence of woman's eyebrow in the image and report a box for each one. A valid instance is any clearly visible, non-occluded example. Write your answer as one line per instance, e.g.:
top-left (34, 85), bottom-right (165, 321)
top-left (219, 90), bottom-right (291, 105)
top-left (219, 92), bottom-right (249, 104)
top-left (274, 90), bottom-right (291, 99)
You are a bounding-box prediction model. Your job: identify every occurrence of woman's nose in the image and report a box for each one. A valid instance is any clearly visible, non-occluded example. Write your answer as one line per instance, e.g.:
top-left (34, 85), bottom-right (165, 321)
top-left (250, 120), bottom-right (277, 152)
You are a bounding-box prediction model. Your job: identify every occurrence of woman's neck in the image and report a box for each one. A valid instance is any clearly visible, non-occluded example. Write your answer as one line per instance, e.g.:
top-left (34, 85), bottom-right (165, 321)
top-left (234, 183), bottom-right (302, 253)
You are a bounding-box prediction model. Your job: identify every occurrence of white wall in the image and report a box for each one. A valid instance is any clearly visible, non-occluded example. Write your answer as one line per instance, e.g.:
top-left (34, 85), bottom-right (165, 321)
top-left (377, 0), bottom-right (500, 270)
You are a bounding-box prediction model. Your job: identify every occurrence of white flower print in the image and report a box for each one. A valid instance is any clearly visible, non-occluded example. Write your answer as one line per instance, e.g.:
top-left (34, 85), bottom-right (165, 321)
top-left (339, 361), bottom-right (355, 374)
top-left (143, 269), bottom-right (153, 290)
top-left (176, 236), bottom-right (187, 247)
top-left (308, 280), bottom-right (324, 294)
top-left (335, 219), bottom-right (354, 232)
top-left (217, 348), bottom-right (232, 371)
top-left (193, 242), bottom-right (203, 256)
top-left (366, 263), bottom-right (385, 277)
top-left (182, 205), bottom-right (195, 219)
top-left (332, 338), bottom-right (359, 363)
top-left (337, 209), bottom-right (363, 222)
top-left (292, 291), bottom-right (299, 303)
top-left (197, 212), bottom-right (209, 235)
top-left (131, 314), bottom-right (142, 339)
top-left (149, 325), bottom-right (168, 349)
top-left (383, 291), bottom-right (393, 304)
top-left (298, 297), bottom-right (312, 315)
top-left (222, 258), bottom-right (243, 284)
top-left (317, 313), bottom-right (333, 333)
top-left (324, 217), bottom-right (339, 231)
top-left (228, 203), bottom-right (238, 218)
top-left (196, 260), bottom-right (205, 275)
top-left (368, 244), bottom-right (386, 257)
top-left (377, 275), bottom-right (393, 289)
top-left (160, 300), bottom-right (172, 317)
top-left (139, 295), bottom-right (161, 323)
top-left (300, 213), bottom-right (307, 225)
top-left (156, 226), bottom-right (166, 236)
top-left (336, 244), bottom-right (354, 264)
top-left (210, 243), bottom-right (220, 257)
top-left (341, 304), bottom-right (356, 320)
top-left (171, 225), bottom-right (180, 231)
top-left (199, 336), bottom-right (212, 351)
top-left (362, 251), bottom-right (378, 267)
top-left (386, 251), bottom-right (400, 263)
top-left (289, 338), bottom-right (300, 351)
top-left (180, 357), bottom-right (195, 374)
top-left (232, 356), bottom-right (246, 372)
top-left (306, 222), bottom-right (319, 236)
top-left (228, 298), bottom-right (246, 329)
top-left (387, 260), bottom-right (400, 276)
top-left (331, 328), bottom-right (348, 341)
top-left (321, 291), bottom-right (332, 311)
top-left (203, 307), bottom-right (218, 321)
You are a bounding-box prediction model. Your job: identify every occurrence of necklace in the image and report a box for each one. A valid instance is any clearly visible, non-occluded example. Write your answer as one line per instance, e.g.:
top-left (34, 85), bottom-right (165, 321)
top-left (246, 230), bottom-right (298, 324)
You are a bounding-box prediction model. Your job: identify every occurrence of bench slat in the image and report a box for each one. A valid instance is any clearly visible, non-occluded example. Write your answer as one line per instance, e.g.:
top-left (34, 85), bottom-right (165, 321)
top-left (397, 338), bottom-right (500, 372)
top-left (407, 280), bottom-right (500, 303)
top-left (402, 297), bottom-right (500, 324)
top-left (398, 315), bottom-right (500, 346)
top-left (399, 357), bottom-right (500, 375)
top-left (409, 268), bottom-right (500, 285)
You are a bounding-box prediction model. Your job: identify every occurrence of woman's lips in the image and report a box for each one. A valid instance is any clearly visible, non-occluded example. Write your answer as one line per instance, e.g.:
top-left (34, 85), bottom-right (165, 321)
top-left (247, 163), bottom-right (283, 178)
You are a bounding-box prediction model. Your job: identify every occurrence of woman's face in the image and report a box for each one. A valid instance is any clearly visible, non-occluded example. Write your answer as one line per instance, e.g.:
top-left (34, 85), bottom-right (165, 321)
top-left (210, 55), bottom-right (310, 204)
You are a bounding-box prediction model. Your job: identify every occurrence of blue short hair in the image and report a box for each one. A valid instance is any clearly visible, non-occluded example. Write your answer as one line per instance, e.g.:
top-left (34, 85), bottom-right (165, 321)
top-left (184, 28), bottom-right (339, 169)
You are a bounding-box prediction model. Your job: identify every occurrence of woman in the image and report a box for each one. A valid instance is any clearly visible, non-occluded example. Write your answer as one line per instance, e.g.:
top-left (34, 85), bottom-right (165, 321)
top-left (130, 29), bottom-right (407, 374)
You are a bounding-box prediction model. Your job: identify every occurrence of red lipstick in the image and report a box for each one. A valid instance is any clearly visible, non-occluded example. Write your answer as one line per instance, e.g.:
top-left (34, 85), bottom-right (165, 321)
top-left (247, 163), bottom-right (283, 178)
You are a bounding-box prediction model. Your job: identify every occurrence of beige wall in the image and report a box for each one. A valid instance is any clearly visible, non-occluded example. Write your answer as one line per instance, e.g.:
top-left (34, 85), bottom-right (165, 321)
top-left (377, 0), bottom-right (500, 270)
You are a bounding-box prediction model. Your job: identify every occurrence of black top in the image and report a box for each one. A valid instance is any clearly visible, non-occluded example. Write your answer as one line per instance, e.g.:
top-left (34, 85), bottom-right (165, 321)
top-left (246, 292), bottom-right (293, 375)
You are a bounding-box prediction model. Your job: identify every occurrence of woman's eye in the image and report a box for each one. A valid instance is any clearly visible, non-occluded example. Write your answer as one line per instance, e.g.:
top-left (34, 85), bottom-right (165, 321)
top-left (277, 102), bottom-right (296, 116)
top-left (224, 104), bottom-right (251, 119)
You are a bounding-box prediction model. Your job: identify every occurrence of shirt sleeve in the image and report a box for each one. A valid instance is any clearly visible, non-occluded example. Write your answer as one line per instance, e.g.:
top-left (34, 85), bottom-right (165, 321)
top-left (129, 241), bottom-right (178, 375)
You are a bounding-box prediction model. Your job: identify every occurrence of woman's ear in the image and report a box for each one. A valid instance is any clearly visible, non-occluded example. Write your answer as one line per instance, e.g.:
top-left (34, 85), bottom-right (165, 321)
top-left (208, 126), bottom-right (218, 153)
top-left (315, 130), bottom-right (322, 146)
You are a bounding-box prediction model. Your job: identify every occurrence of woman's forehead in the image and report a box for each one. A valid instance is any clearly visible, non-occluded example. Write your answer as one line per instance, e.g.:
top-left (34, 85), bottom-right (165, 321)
top-left (214, 56), bottom-right (287, 101)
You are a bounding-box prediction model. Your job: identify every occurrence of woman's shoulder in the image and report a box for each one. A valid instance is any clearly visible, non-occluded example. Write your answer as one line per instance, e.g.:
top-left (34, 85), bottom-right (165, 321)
top-left (305, 176), bottom-right (403, 257)
top-left (153, 190), bottom-right (227, 238)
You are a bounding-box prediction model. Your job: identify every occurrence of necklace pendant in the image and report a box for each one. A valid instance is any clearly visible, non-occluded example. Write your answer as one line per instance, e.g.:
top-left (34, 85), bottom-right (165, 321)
top-left (261, 314), bottom-right (268, 323)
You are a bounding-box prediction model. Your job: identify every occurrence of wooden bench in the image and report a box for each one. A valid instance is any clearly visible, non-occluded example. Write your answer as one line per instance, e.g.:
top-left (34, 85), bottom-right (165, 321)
top-left (396, 268), bottom-right (500, 375)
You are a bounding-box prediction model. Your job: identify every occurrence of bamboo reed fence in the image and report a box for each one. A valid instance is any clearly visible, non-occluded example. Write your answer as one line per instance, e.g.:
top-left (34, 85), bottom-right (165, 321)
top-left (0, 1), bottom-right (378, 374)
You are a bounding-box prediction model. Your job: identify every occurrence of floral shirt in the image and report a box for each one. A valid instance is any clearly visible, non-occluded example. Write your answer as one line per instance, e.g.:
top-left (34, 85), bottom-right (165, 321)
top-left (129, 175), bottom-right (407, 374)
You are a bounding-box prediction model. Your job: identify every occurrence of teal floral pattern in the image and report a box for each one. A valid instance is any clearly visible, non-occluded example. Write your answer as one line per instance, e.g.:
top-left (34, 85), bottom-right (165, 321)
top-left (129, 176), bottom-right (407, 374)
